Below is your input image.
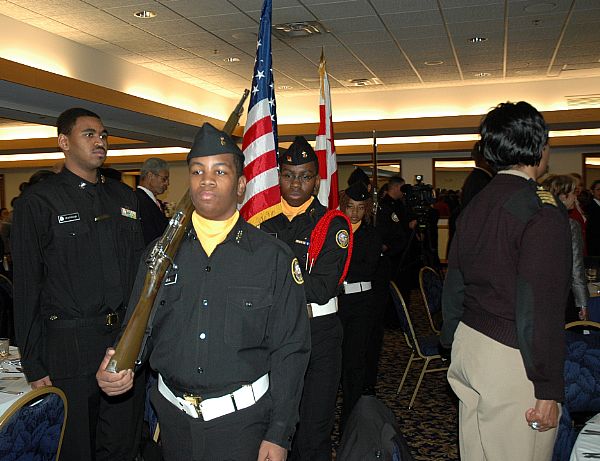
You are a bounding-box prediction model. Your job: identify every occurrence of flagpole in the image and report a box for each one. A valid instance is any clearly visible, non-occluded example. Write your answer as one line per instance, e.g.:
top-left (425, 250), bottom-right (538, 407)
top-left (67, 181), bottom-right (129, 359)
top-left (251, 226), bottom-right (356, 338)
top-left (372, 129), bottom-right (378, 225)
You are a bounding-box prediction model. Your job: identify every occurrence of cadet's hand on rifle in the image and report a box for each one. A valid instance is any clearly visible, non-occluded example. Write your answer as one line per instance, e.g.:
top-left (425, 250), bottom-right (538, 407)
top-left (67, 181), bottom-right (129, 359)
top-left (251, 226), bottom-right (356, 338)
top-left (96, 348), bottom-right (134, 396)
top-left (257, 440), bottom-right (287, 461)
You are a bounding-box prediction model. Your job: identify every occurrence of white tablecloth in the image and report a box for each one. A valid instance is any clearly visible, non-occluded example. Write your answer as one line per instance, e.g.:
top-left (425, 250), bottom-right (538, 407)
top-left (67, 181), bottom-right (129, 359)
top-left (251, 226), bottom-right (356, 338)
top-left (0, 347), bottom-right (31, 418)
top-left (570, 412), bottom-right (600, 460)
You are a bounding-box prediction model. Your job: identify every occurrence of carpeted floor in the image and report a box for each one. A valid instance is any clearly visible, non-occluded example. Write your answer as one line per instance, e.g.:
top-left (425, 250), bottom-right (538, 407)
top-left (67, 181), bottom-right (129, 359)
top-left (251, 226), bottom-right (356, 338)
top-left (332, 290), bottom-right (459, 460)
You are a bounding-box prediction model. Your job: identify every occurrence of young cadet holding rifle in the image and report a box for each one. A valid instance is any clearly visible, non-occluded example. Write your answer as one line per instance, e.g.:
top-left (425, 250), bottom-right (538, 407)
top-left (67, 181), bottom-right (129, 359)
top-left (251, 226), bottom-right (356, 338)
top-left (97, 123), bottom-right (310, 461)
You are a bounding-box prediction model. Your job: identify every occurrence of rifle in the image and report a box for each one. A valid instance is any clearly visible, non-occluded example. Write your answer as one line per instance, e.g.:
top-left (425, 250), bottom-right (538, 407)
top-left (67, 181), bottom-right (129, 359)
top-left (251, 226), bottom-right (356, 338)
top-left (106, 89), bottom-right (250, 373)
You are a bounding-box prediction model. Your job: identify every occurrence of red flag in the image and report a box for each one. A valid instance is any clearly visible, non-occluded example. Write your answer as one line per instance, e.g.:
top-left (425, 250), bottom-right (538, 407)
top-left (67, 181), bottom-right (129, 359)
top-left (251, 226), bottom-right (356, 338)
top-left (240, 0), bottom-right (281, 226)
top-left (314, 50), bottom-right (339, 210)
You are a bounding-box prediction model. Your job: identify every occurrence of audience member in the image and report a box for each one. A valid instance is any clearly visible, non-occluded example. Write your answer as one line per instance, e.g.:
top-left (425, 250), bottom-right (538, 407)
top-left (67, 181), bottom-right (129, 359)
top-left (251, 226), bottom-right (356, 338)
top-left (542, 174), bottom-right (588, 322)
top-left (136, 157), bottom-right (170, 245)
top-left (441, 101), bottom-right (571, 461)
top-left (586, 179), bottom-right (600, 257)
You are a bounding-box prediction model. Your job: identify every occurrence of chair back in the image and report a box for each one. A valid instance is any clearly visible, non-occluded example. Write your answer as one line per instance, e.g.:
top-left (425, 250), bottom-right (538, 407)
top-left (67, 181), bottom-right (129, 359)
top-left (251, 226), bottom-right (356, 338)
top-left (389, 281), bottom-right (421, 355)
top-left (0, 386), bottom-right (67, 461)
top-left (0, 274), bottom-right (13, 343)
top-left (418, 266), bottom-right (443, 333)
top-left (552, 321), bottom-right (600, 460)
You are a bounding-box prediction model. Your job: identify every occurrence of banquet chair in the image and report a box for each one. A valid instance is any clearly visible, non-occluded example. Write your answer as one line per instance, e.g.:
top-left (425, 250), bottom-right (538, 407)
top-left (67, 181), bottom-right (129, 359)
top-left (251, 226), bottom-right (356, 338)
top-left (0, 386), bottom-right (67, 461)
top-left (418, 266), bottom-right (443, 334)
top-left (552, 321), bottom-right (600, 461)
top-left (0, 274), bottom-right (14, 343)
top-left (390, 281), bottom-right (448, 409)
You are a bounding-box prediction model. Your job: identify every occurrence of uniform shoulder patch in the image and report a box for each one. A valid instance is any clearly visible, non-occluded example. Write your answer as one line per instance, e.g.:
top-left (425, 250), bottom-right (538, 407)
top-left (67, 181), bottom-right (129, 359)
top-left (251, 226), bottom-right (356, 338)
top-left (336, 229), bottom-right (349, 249)
top-left (291, 258), bottom-right (304, 284)
top-left (536, 186), bottom-right (557, 207)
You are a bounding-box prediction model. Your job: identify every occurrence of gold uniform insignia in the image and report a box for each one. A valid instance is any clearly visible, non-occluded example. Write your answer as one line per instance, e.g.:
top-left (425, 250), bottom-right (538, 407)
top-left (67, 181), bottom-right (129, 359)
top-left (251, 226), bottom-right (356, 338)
top-left (391, 212), bottom-right (399, 223)
top-left (220, 136), bottom-right (226, 146)
top-left (336, 230), bottom-right (349, 249)
top-left (291, 258), bottom-right (304, 284)
top-left (536, 186), bottom-right (557, 207)
top-left (301, 151), bottom-right (307, 158)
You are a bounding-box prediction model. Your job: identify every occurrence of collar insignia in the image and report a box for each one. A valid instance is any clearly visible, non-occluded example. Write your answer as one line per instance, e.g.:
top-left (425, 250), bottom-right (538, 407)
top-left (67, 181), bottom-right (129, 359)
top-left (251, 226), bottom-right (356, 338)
top-left (220, 136), bottom-right (226, 146)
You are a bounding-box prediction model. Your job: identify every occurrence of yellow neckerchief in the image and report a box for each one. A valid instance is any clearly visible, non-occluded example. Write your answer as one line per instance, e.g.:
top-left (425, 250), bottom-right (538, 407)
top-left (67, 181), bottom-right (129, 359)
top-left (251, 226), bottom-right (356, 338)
top-left (192, 210), bottom-right (239, 257)
top-left (351, 220), bottom-right (362, 233)
top-left (281, 196), bottom-right (314, 221)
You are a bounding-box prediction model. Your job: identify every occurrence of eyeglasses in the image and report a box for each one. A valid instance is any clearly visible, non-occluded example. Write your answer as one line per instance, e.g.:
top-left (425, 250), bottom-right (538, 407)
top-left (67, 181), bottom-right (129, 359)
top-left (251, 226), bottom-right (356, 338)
top-left (280, 173), bottom-right (315, 184)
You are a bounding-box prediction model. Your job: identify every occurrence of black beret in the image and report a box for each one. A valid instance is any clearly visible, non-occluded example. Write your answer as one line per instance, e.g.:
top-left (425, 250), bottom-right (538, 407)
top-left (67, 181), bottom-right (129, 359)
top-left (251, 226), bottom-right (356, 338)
top-left (280, 136), bottom-right (318, 170)
top-left (345, 181), bottom-right (371, 201)
top-left (187, 122), bottom-right (244, 163)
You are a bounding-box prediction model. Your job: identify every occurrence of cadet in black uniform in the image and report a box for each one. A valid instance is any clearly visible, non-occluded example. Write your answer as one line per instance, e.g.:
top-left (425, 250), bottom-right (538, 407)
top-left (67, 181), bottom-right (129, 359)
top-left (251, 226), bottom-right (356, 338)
top-left (260, 136), bottom-right (351, 461)
top-left (97, 123), bottom-right (310, 461)
top-left (337, 182), bottom-right (381, 430)
top-left (12, 108), bottom-right (145, 461)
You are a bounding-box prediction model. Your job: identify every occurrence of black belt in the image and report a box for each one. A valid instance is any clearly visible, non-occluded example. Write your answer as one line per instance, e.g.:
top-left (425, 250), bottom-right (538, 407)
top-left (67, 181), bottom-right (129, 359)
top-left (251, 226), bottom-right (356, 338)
top-left (45, 309), bottom-right (124, 328)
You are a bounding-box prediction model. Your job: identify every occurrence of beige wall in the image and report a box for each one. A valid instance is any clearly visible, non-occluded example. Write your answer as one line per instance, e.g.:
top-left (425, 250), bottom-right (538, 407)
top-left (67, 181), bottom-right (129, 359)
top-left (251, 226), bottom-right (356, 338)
top-left (1, 147), bottom-right (597, 211)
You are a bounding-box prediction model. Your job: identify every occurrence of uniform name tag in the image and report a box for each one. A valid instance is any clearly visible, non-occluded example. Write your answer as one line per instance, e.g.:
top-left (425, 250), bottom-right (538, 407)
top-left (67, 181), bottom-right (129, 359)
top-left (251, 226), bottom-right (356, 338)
top-left (58, 213), bottom-right (80, 224)
top-left (121, 208), bottom-right (137, 219)
top-left (164, 273), bottom-right (178, 286)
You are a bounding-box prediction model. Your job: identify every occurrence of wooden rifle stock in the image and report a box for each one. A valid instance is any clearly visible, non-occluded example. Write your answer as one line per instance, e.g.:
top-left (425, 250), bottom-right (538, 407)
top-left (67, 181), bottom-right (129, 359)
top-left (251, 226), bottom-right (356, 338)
top-left (106, 89), bottom-right (250, 373)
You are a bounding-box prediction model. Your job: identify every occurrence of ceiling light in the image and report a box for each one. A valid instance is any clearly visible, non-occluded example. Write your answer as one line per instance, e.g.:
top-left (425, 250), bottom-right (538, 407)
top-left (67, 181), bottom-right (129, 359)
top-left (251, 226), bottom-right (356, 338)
top-left (474, 72), bottom-right (491, 77)
top-left (223, 57), bottom-right (240, 63)
top-left (347, 78), bottom-right (382, 87)
top-left (468, 36), bottom-right (487, 43)
top-left (524, 2), bottom-right (557, 13)
top-left (424, 60), bottom-right (444, 66)
top-left (277, 85), bottom-right (293, 90)
top-left (133, 10), bottom-right (157, 19)
top-left (274, 21), bottom-right (325, 38)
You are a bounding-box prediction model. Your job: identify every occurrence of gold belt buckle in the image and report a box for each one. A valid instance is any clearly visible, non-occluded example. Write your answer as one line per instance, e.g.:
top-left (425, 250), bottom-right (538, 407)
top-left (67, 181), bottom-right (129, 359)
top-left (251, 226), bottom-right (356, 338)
top-left (106, 312), bottom-right (119, 326)
top-left (183, 394), bottom-right (203, 415)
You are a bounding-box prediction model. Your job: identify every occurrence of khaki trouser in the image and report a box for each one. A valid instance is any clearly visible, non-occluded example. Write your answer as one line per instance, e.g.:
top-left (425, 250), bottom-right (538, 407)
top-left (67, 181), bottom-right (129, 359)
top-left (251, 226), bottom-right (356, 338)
top-left (447, 322), bottom-right (558, 461)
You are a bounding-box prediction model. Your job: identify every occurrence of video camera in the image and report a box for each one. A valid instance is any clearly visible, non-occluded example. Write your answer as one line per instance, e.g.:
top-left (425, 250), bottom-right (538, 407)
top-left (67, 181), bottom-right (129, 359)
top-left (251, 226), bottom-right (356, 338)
top-left (401, 175), bottom-right (436, 231)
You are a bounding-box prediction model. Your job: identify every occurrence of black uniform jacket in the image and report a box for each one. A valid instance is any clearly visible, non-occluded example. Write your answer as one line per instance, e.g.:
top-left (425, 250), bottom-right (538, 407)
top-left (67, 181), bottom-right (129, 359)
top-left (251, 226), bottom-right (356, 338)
top-left (376, 195), bottom-right (409, 259)
top-left (127, 216), bottom-right (310, 448)
top-left (344, 223), bottom-right (381, 284)
top-left (12, 168), bottom-right (145, 382)
top-left (135, 187), bottom-right (168, 246)
top-left (260, 198), bottom-right (350, 304)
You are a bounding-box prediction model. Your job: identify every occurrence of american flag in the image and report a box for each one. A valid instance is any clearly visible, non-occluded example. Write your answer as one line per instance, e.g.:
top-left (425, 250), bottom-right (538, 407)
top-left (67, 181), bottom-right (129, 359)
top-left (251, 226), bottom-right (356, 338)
top-left (314, 50), bottom-right (339, 210)
top-left (240, 0), bottom-right (281, 226)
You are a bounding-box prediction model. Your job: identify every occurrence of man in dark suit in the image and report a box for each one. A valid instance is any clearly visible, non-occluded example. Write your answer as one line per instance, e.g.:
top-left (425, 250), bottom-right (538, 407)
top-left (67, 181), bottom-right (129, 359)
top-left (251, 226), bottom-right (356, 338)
top-left (136, 157), bottom-right (170, 245)
top-left (586, 179), bottom-right (600, 256)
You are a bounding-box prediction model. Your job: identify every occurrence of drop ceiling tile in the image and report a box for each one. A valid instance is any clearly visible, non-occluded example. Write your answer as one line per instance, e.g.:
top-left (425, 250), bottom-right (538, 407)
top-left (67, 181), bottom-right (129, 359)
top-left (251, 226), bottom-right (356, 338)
top-left (335, 30), bottom-right (392, 45)
top-left (0, 3), bottom-right (45, 20)
top-left (166, 0), bottom-right (241, 17)
top-left (137, 18), bottom-right (204, 36)
top-left (389, 24), bottom-right (447, 41)
top-left (380, 10), bottom-right (443, 28)
top-left (307, 0), bottom-right (375, 19)
top-left (168, 33), bottom-right (228, 49)
top-left (85, 0), bottom-right (152, 8)
top-left (114, 36), bottom-right (177, 52)
top-left (443, 4), bottom-right (504, 23)
top-left (188, 13), bottom-right (257, 32)
top-left (508, 0), bottom-right (573, 18)
top-left (282, 33), bottom-right (341, 50)
top-left (272, 6), bottom-right (314, 24)
top-left (442, 0), bottom-right (503, 6)
top-left (141, 48), bottom-right (199, 61)
top-left (370, 0), bottom-right (437, 15)
top-left (321, 15), bottom-right (385, 33)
